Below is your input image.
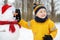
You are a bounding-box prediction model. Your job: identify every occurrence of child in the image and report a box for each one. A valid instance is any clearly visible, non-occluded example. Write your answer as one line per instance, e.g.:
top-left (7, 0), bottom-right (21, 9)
top-left (18, 5), bottom-right (57, 40)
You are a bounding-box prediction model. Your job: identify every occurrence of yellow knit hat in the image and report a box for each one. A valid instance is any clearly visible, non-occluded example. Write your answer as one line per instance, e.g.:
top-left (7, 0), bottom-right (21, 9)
top-left (33, 4), bottom-right (46, 14)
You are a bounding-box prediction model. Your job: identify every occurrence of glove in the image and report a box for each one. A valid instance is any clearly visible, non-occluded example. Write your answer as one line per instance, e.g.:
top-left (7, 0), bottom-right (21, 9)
top-left (43, 35), bottom-right (53, 40)
top-left (16, 15), bottom-right (21, 22)
top-left (14, 9), bottom-right (21, 22)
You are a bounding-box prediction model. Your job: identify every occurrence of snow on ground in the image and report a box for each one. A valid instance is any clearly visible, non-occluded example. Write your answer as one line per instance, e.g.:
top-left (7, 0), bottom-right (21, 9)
top-left (54, 22), bottom-right (60, 40)
top-left (18, 27), bottom-right (33, 40)
top-left (18, 22), bottom-right (60, 40)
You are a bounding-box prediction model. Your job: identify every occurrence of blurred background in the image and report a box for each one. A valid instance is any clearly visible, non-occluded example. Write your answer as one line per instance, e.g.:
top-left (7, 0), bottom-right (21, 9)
top-left (4, 0), bottom-right (60, 22)
top-left (2, 0), bottom-right (60, 40)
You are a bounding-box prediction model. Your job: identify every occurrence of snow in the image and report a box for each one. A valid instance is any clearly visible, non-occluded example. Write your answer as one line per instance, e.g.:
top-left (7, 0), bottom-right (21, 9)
top-left (18, 27), bottom-right (33, 40)
top-left (54, 23), bottom-right (60, 40)
top-left (18, 22), bottom-right (60, 40)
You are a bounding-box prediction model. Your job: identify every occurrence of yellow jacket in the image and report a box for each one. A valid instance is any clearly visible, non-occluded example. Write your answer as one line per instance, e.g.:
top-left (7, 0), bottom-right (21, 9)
top-left (18, 19), bottom-right (57, 40)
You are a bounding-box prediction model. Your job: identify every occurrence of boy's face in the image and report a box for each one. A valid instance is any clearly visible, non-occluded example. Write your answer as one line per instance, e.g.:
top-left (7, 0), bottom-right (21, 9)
top-left (36, 8), bottom-right (47, 18)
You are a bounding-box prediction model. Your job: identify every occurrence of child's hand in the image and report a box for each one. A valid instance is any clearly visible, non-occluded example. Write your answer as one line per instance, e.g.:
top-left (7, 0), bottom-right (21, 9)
top-left (13, 13), bottom-right (18, 17)
top-left (14, 9), bottom-right (21, 22)
top-left (43, 35), bottom-right (53, 40)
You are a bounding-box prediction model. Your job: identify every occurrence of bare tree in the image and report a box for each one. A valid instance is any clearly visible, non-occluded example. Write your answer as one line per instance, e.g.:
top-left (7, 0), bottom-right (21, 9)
top-left (22, 0), bottom-right (25, 20)
top-left (15, 0), bottom-right (21, 8)
top-left (33, 0), bottom-right (41, 4)
top-left (4, 0), bottom-right (7, 4)
top-left (37, 0), bottom-right (41, 3)
top-left (35, 0), bottom-right (37, 3)
top-left (50, 0), bottom-right (56, 21)
top-left (27, 0), bottom-right (33, 21)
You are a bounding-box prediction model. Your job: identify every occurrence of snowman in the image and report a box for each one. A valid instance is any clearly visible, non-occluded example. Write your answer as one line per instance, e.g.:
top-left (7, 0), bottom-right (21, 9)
top-left (0, 0), bottom-right (21, 40)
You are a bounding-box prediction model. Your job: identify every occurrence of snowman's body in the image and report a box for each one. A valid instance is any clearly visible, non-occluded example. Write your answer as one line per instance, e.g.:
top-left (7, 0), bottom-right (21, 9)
top-left (0, 4), bottom-right (20, 40)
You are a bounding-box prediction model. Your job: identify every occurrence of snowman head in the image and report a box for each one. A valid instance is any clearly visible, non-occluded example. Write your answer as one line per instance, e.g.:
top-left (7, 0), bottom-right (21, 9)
top-left (7, 0), bottom-right (15, 5)
top-left (0, 0), bottom-right (4, 6)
